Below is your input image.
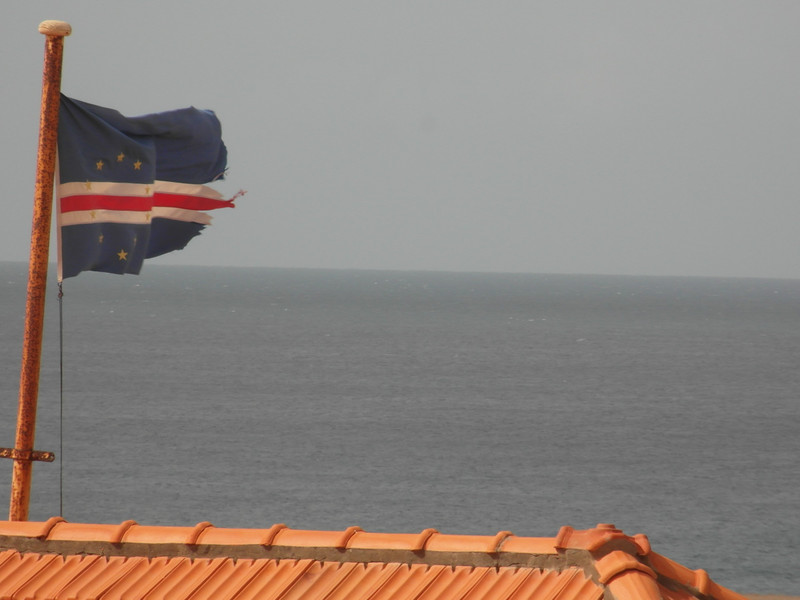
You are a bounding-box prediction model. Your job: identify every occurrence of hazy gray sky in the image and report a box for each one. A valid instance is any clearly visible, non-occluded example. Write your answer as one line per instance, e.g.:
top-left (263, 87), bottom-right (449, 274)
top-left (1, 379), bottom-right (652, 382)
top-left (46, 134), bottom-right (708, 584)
top-left (3, 2), bottom-right (799, 278)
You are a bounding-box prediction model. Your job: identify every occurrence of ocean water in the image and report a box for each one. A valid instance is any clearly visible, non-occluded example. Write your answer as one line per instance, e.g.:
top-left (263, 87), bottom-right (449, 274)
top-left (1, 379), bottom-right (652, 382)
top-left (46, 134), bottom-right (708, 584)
top-left (0, 262), bottom-right (798, 595)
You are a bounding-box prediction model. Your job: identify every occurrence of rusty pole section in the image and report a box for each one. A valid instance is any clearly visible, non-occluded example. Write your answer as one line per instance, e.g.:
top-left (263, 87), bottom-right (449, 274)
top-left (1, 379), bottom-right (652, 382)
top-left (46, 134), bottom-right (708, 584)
top-left (8, 20), bottom-right (71, 522)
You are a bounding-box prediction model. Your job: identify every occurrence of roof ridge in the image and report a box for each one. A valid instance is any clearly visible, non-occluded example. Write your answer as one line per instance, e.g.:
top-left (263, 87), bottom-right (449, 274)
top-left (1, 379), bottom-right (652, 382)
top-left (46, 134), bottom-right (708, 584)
top-left (0, 519), bottom-right (748, 600)
top-left (0, 519), bottom-right (560, 557)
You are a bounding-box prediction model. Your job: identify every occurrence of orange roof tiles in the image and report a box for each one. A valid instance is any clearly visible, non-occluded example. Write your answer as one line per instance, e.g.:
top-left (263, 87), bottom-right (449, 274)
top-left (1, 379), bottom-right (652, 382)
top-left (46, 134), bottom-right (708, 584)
top-left (0, 520), bottom-right (751, 600)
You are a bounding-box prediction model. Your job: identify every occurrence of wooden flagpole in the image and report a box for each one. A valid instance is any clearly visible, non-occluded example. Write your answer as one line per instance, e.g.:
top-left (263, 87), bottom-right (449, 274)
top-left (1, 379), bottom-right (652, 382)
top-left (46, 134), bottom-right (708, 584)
top-left (7, 20), bottom-right (71, 521)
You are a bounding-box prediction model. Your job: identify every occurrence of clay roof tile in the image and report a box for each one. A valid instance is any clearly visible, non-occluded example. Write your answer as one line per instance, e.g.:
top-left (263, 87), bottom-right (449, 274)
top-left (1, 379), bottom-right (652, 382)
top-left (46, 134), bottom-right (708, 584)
top-left (0, 520), bottom-right (756, 600)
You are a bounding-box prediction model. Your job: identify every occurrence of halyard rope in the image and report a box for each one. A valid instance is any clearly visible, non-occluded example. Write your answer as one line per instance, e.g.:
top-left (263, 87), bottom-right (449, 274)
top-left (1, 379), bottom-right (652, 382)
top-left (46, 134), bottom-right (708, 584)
top-left (57, 280), bottom-right (64, 517)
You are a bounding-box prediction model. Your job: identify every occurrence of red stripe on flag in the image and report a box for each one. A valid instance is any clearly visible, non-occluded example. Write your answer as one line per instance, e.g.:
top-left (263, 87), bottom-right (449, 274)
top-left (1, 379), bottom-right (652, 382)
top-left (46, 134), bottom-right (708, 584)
top-left (153, 193), bottom-right (234, 211)
top-left (60, 193), bottom-right (234, 213)
top-left (60, 195), bottom-right (154, 213)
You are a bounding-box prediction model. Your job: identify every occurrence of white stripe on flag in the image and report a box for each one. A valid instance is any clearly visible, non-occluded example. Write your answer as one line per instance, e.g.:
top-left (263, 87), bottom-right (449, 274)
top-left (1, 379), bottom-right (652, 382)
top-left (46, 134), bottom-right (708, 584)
top-left (58, 181), bottom-right (152, 197)
top-left (59, 210), bottom-right (153, 226)
top-left (152, 207), bottom-right (213, 225)
top-left (153, 181), bottom-right (225, 200)
top-left (60, 207), bottom-right (213, 226)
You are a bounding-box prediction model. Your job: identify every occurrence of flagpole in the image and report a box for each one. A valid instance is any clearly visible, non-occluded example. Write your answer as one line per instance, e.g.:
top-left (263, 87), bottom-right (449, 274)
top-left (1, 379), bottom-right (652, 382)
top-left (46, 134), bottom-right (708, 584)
top-left (8, 20), bottom-right (71, 522)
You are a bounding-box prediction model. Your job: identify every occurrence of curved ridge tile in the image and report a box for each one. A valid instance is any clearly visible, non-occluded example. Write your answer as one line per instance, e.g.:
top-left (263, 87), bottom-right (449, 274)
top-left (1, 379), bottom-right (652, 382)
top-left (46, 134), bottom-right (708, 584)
top-left (413, 528), bottom-right (439, 551)
top-left (425, 533), bottom-right (508, 553)
top-left (192, 523), bottom-right (288, 546)
top-left (347, 531), bottom-right (430, 551)
top-left (555, 524), bottom-right (646, 554)
top-left (186, 521), bottom-right (214, 545)
top-left (498, 536), bottom-right (558, 555)
top-left (605, 569), bottom-right (662, 600)
top-left (0, 516), bottom-right (66, 539)
top-left (488, 531), bottom-right (514, 553)
top-left (270, 528), bottom-right (358, 548)
top-left (594, 550), bottom-right (657, 584)
top-left (648, 551), bottom-right (696, 585)
top-left (48, 522), bottom-right (135, 543)
top-left (121, 524), bottom-right (211, 545)
top-left (110, 520), bottom-right (138, 544)
top-left (632, 533), bottom-right (651, 555)
top-left (335, 526), bottom-right (363, 549)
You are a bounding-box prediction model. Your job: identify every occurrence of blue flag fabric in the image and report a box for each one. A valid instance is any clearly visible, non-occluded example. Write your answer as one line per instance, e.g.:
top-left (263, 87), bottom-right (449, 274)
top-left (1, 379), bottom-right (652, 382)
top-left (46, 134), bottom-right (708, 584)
top-left (57, 95), bottom-right (234, 279)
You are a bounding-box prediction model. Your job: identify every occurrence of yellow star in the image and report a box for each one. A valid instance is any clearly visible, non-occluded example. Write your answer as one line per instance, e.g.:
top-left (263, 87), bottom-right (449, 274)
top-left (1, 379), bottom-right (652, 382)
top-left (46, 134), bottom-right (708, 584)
top-left (133, 160), bottom-right (142, 170)
top-left (144, 185), bottom-right (151, 195)
top-left (90, 210), bottom-right (97, 220)
top-left (117, 152), bottom-right (125, 162)
top-left (95, 160), bottom-right (104, 171)
top-left (145, 212), bottom-right (151, 222)
top-left (98, 234), bottom-right (104, 244)
top-left (117, 249), bottom-right (128, 261)
top-left (84, 181), bottom-right (92, 191)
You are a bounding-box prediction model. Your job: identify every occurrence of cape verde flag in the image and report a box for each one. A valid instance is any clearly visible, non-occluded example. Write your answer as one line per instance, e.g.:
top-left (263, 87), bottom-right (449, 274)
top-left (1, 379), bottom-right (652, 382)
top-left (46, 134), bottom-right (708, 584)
top-left (57, 95), bottom-right (234, 279)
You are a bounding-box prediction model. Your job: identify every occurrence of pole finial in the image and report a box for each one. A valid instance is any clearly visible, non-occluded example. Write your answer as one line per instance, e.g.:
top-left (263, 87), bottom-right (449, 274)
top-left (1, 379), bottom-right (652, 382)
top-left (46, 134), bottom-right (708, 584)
top-left (38, 20), bottom-right (71, 37)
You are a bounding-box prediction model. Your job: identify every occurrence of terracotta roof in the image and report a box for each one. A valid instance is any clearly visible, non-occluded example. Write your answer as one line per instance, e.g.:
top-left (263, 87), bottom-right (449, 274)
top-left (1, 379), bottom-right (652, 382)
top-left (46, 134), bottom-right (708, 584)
top-left (0, 519), bottom-right (750, 600)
